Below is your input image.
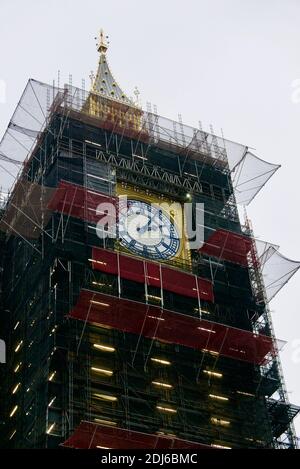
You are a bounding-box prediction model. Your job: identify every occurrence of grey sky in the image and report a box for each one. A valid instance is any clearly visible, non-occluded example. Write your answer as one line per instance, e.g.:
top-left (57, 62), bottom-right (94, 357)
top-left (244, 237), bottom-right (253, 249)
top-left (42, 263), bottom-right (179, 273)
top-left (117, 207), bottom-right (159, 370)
top-left (0, 0), bottom-right (300, 435)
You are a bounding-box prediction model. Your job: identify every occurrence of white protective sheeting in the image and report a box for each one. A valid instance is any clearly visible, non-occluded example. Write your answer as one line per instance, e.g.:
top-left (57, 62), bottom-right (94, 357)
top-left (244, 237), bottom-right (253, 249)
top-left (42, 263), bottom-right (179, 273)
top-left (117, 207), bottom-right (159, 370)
top-left (0, 79), bottom-right (282, 206)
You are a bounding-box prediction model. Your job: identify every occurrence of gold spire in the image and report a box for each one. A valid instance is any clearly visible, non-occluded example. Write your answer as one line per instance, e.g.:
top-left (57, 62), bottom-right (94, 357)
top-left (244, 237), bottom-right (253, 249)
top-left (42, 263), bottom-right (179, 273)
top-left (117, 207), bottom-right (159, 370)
top-left (83, 28), bottom-right (144, 135)
top-left (91, 29), bottom-right (135, 105)
top-left (96, 29), bottom-right (108, 54)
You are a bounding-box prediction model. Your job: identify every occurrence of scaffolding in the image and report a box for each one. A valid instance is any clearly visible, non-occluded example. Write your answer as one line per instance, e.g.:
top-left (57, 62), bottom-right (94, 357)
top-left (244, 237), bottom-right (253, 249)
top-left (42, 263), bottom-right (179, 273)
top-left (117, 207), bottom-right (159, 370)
top-left (0, 78), bottom-right (299, 450)
top-left (0, 79), bottom-right (280, 207)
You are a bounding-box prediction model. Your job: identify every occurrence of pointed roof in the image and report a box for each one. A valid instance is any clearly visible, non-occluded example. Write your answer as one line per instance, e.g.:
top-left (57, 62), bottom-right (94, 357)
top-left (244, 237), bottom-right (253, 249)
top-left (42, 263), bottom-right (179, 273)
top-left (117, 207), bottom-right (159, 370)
top-left (91, 29), bottom-right (137, 107)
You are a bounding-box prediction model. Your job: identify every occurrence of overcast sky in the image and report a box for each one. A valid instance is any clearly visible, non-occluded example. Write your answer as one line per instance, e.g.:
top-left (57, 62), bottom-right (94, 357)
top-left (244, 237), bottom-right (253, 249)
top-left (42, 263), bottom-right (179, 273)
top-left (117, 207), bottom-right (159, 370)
top-left (0, 0), bottom-right (300, 436)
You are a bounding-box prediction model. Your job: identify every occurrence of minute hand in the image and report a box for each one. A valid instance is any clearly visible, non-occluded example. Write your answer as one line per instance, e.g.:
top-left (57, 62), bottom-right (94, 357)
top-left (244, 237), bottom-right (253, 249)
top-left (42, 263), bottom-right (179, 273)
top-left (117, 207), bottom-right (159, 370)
top-left (138, 217), bottom-right (160, 234)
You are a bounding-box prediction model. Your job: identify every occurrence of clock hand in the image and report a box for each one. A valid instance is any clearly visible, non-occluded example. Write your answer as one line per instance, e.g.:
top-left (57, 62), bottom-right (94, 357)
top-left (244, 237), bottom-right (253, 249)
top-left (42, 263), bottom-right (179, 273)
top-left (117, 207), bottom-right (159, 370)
top-left (138, 219), bottom-right (160, 235)
top-left (148, 209), bottom-right (166, 230)
top-left (147, 215), bottom-right (162, 231)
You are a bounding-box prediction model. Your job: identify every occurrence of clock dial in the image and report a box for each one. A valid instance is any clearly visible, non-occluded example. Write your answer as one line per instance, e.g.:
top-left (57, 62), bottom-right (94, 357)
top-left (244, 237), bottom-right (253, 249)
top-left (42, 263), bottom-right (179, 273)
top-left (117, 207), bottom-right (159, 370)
top-left (118, 200), bottom-right (180, 260)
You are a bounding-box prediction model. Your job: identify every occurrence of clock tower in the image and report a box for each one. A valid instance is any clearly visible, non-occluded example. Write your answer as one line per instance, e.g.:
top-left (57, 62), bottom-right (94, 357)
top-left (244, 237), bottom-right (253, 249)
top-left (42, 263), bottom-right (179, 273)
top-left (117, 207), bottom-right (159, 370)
top-left (0, 30), bottom-right (299, 450)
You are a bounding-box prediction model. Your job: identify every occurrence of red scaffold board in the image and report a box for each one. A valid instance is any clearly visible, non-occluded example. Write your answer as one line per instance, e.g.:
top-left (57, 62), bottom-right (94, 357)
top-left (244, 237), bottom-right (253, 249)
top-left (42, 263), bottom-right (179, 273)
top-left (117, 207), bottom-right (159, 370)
top-left (69, 289), bottom-right (274, 365)
top-left (91, 247), bottom-right (214, 303)
top-left (62, 421), bottom-right (211, 449)
top-left (199, 229), bottom-right (253, 266)
top-left (47, 180), bottom-right (116, 224)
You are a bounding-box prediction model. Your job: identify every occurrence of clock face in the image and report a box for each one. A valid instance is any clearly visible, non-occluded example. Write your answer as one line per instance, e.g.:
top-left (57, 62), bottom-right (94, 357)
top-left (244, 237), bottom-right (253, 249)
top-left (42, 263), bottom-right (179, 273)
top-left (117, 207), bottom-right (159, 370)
top-left (118, 200), bottom-right (180, 260)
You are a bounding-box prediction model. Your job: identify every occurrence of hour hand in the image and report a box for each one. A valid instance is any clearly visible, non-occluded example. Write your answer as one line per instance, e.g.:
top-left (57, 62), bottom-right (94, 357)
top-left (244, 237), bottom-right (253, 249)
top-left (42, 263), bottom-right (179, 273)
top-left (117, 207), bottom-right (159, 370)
top-left (138, 217), bottom-right (159, 234)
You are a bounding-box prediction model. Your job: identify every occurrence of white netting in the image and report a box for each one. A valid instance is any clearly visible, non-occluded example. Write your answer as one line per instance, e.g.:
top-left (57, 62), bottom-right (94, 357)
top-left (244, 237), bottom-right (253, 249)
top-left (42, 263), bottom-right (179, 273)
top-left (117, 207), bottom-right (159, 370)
top-left (250, 238), bottom-right (299, 302)
top-left (255, 238), bottom-right (280, 263)
top-left (231, 151), bottom-right (280, 205)
top-left (0, 79), bottom-right (282, 206)
top-left (0, 80), bottom-right (59, 190)
top-left (259, 247), bottom-right (300, 302)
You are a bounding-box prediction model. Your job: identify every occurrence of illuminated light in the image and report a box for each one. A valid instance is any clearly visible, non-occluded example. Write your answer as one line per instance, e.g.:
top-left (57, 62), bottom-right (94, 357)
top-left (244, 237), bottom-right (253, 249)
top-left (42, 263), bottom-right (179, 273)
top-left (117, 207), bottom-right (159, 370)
top-left (96, 445), bottom-right (111, 449)
top-left (146, 294), bottom-right (162, 301)
top-left (133, 153), bottom-right (147, 161)
top-left (245, 437), bottom-right (264, 444)
top-left (14, 363), bottom-right (22, 373)
top-left (197, 327), bottom-right (216, 334)
top-left (92, 281), bottom-right (112, 287)
top-left (237, 390), bottom-right (255, 397)
top-left (85, 139), bottom-right (102, 148)
top-left (12, 383), bottom-right (20, 394)
top-left (203, 370), bottom-right (223, 378)
top-left (186, 193), bottom-right (191, 199)
top-left (14, 340), bottom-right (23, 352)
top-left (13, 321), bottom-right (20, 330)
top-left (9, 430), bottom-right (16, 440)
top-left (152, 381), bottom-right (173, 389)
top-left (46, 423), bottom-right (55, 434)
top-left (48, 397), bottom-right (56, 407)
top-left (147, 276), bottom-right (160, 281)
top-left (209, 394), bottom-right (229, 402)
top-left (94, 418), bottom-right (117, 426)
top-left (26, 387), bottom-right (30, 393)
top-left (91, 367), bottom-right (113, 376)
top-left (229, 347), bottom-right (246, 354)
top-left (193, 288), bottom-right (208, 295)
top-left (211, 443), bottom-right (231, 449)
top-left (148, 315), bottom-right (165, 321)
top-left (87, 174), bottom-right (111, 184)
top-left (9, 405), bottom-right (18, 418)
top-left (202, 349), bottom-right (219, 356)
top-left (93, 393), bottom-right (118, 402)
top-left (93, 344), bottom-right (115, 352)
top-left (48, 371), bottom-right (56, 382)
top-left (194, 307), bottom-right (211, 315)
top-left (90, 300), bottom-right (110, 307)
top-left (156, 405), bottom-right (177, 414)
top-left (156, 431), bottom-right (176, 437)
top-left (88, 258), bottom-right (107, 266)
top-left (151, 358), bottom-right (171, 366)
top-left (211, 417), bottom-right (230, 426)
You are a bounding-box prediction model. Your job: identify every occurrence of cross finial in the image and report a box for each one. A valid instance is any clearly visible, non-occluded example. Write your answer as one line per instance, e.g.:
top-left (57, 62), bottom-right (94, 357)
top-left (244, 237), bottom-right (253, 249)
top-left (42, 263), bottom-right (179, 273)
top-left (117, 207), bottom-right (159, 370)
top-left (96, 29), bottom-right (108, 54)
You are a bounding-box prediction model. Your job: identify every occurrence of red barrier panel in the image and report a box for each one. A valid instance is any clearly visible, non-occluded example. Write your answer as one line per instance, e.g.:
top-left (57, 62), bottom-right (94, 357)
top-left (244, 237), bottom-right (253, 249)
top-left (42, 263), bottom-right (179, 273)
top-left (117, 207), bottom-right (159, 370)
top-left (69, 289), bottom-right (274, 365)
top-left (92, 249), bottom-right (118, 274)
top-left (91, 247), bottom-right (214, 302)
top-left (48, 180), bottom-right (116, 224)
top-left (119, 255), bottom-right (145, 284)
top-left (199, 229), bottom-right (253, 266)
top-left (62, 421), bottom-right (211, 449)
top-left (145, 262), bottom-right (162, 288)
